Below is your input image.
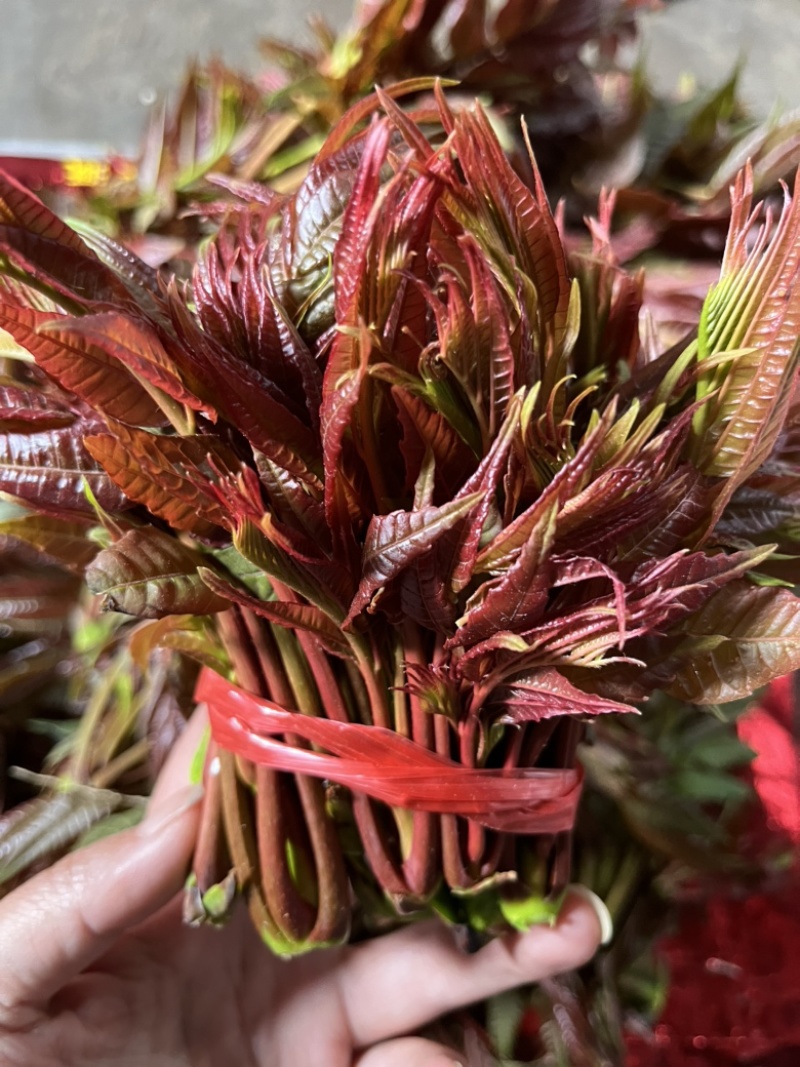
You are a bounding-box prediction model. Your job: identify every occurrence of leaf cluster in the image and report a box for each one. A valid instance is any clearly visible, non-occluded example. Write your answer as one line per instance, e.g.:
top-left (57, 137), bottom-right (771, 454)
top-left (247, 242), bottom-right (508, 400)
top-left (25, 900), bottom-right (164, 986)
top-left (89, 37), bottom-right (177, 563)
top-left (1, 92), bottom-right (800, 738)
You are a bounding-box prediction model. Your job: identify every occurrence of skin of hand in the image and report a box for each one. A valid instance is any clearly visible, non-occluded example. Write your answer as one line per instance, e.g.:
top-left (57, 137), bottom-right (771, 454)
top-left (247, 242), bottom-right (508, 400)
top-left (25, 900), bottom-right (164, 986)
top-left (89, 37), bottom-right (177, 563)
top-left (0, 708), bottom-right (605, 1067)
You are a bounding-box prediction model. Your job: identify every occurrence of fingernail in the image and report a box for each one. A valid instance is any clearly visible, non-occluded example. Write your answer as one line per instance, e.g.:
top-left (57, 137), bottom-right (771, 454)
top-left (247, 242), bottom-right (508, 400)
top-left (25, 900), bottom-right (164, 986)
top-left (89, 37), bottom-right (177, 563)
top-left (139, 784), bottom-right (204, 836)
top-left (566, 884), bottom-right (614, 945)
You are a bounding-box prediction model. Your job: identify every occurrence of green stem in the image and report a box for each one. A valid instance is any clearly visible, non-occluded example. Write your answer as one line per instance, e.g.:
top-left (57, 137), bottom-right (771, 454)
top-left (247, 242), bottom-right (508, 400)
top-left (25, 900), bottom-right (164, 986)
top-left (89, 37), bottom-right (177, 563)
top-left (71, 649), bottom-right (128, 783)
top-left (90, 738), bottom-right (150, 789)
top-left (603, 848), bottom-right (647, 927)
top-left (391, 638), bottom-right (409, 737)
top-left (271, 627), bottom-right (321, 719)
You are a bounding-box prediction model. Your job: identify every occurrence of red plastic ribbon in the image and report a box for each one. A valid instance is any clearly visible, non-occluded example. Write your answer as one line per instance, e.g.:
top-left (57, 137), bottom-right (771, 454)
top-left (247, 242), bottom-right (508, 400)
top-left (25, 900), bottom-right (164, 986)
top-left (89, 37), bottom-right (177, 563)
top-left (197, 667), bottom-right (582, 834)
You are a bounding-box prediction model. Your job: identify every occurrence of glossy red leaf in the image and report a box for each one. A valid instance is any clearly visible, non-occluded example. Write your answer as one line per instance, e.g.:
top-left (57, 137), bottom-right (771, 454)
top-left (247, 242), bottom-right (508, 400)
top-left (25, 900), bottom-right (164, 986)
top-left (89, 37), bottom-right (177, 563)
top-left (321, 326), bottom-right (371, 534)
top-left (0, 426), bottom-right (129, 515)
top-left (332, 120), bottom-right (392, 331)
top-left (0, 382), bottom-right (74, 429)
top-left (448, 499), bottom-right (557, 651)
top-left (496, 667), bottom-right (639, 723)
top-left (460, 239), bottom-right (517, 442)
top-left (40, 313), bottom-right (212, 417)
top-left (346, 492), bottom-right (483, 626)
top-left (254, 451), bottom-right (327, 534)
top-left (392, 386), bottom-right (476, 500)
top-left (0, 171), bottom-right (131, 307)
top-left (0, 303), bottom-right (157, 427)
top-left (84, 426), bottom-right (235, 535)
top-left (446, 392), bottom-right (521, 594)
top-left (30, 319), bottom-right (170, 428)
top-left (194, 231), bottom-right (322, 423)
top-left (189, 334), bottom-right (322, 483)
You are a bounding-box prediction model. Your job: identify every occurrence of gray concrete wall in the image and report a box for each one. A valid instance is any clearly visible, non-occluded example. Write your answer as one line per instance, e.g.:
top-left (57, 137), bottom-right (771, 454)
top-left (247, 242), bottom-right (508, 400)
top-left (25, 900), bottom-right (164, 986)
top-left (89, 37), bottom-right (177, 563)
top-left (0, 0), bottom-right (798, 156)
top-left (639, 0), bottom-right (800, 118)
top-left (0, 0), bottom-right (352, 154)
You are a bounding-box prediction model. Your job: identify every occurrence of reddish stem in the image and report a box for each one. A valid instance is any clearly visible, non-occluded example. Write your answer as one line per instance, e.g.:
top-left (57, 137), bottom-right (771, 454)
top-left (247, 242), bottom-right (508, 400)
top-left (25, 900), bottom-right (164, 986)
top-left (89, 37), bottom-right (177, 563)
top-left (219, 609), bottom-right (315, 941)
top-left (353, 794), bottom-right (410, 897)
top-left (436, 713), bottom-right (473, 889)
top-left (244, 595), bottom-right (350, 943)
top-left (255, 767), bottom-right (316, 941)
top-left (191, 740), bottom-right (229, 895)
top-left (401, 622), bottom-right (439, 898)
top-left (459, 711), bottom-right (485, 871)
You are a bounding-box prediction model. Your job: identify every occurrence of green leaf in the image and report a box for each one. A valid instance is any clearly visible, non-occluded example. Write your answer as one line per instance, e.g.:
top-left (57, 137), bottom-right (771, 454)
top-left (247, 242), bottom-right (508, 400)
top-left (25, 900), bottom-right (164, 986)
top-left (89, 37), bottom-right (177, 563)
top-left (692, 167), bottom-right (800, 495)
top-left (74, 806), bottom-right (143, 847)
top-left (233, 520), bottom-right (346, 620)
top-left (672, 769), bottom-right (752, 805)
top-left (128, 613), bottom-right (229, 673)
top-left (486, 989), bottom-right (527, 1061)
top-left (212, 544), bottom-right (273, 599)
top-left (86, 528), bottom-right (228, 618)
top-left (499, 891), bottom-right (561, 932)
top-left (688, 731), bottom-right (755, 770)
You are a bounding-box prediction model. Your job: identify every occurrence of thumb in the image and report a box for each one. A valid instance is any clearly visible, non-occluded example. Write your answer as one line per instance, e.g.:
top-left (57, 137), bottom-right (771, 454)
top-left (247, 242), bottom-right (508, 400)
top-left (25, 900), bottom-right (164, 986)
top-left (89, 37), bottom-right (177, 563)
top-left (0, 709), bottom-right (207, 1017)
top-left (357, 1037), bottom-right (465, 1067)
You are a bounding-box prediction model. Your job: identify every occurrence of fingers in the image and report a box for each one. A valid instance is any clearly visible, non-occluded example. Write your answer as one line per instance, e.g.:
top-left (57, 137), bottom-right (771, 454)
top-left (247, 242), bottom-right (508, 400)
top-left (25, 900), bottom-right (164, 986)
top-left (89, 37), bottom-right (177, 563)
top-left (338, 891), bottom-right (604, 1049)
top-left (148, 701), bottom-right (209, 812)
top-left (0, 706), bottom-right (208, 1016)
top-left (356, 1036), bottom-right (462, 1067)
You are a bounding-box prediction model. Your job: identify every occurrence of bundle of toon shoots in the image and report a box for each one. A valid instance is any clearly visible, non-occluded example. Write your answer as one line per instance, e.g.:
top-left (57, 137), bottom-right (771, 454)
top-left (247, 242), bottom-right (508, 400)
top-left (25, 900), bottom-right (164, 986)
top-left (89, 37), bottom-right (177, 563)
top-left (3, 1), bottom-right (800, 1061)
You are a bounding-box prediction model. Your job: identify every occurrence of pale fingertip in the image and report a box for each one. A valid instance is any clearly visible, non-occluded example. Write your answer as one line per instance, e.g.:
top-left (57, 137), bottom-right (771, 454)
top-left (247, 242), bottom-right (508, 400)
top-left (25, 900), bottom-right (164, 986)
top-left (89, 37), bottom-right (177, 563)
top-left (139, 783), bottom-right (204, 836)
top-left (566, 884), bottom-right (614, 945)
top-left (148, 702), bottom-right (210, 808)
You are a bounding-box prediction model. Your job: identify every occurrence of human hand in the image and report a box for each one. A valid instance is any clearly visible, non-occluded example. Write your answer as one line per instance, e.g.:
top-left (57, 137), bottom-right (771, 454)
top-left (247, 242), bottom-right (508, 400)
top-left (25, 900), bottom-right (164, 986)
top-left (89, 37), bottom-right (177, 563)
top-left (0, 709), bottom-right (608, 1067)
